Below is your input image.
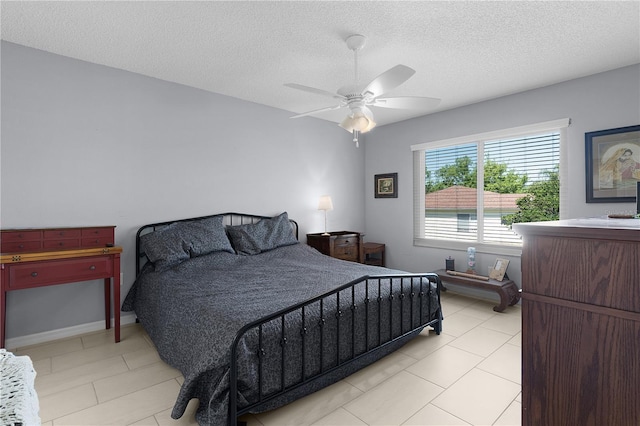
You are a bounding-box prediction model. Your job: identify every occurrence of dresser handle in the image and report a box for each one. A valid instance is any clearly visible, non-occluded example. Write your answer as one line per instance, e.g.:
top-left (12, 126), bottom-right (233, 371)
top-left (89, 265), bottom-right (96, 270)
top-left (31, 272), bottom-right (38, 277)
top-left (18, 244), bottom-right (24, 249)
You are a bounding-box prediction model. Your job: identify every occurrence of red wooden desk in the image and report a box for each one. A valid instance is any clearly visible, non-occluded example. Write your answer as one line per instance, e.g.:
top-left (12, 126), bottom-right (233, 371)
top-left (0, 246), bottom-right (122, 348)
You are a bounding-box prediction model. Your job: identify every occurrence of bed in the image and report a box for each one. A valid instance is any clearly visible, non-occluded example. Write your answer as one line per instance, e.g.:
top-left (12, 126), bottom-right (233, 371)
top-left (122, 212), bottom-right (443, 426)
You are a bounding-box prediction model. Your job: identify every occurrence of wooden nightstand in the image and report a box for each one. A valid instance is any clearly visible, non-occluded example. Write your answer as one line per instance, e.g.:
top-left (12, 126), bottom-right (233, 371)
top-left (306, 231), bottom-right (364, 263)
top-left (363, 242), bottom-right (385, 267)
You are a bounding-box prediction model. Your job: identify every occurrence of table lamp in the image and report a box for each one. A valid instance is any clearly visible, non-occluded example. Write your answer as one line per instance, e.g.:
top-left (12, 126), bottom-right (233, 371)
top-left (318, 195), bottom-right (333, 236)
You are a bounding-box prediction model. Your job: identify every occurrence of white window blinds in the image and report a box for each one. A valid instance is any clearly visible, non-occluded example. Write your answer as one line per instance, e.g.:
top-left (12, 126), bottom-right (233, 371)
top-left (412, 118), bottom-right (569, 248)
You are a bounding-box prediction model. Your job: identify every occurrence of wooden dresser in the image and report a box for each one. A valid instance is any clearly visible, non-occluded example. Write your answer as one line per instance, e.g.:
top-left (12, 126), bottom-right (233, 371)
top-left (306, 231), bottom-right (364, 263)
top-left (513, 218), bottom-right (639, 426)
top-left (1, 226), bottom-right (122, 348)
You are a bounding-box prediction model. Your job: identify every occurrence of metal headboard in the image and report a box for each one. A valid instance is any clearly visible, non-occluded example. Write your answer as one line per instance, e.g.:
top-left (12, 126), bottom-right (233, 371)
top-left (135, 212), bottom-right (299, 275)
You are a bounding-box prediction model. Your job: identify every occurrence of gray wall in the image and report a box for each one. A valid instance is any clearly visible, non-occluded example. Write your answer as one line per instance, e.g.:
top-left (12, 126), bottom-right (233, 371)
top-left (364, 64), bottom-right (640, 296)
top-left (1, 42), bottom-right (366, 340)
top-left (3, 40), bottom-right (639, 340)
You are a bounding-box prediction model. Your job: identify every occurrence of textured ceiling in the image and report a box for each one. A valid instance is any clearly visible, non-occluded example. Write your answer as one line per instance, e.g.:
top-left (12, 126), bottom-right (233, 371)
top-left (2, 1), bottom-right (639, 127)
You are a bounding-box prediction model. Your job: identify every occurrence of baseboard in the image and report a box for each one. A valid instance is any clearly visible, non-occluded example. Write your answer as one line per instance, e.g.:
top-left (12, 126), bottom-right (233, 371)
top-left (5, 312), bottom-right (138, 350)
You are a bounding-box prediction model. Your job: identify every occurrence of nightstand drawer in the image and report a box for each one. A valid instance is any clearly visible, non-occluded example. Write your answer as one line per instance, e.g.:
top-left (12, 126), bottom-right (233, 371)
top-left (333, 237), bottom-right (358, 260)
top-left (334, 236), bottom-right (357, 247)
top-left (306, 231), bottom-right (363, 263)
top-left (333, 251), bottom-right (358, 261)
top-left (7, 256), bottom-right (113, 289)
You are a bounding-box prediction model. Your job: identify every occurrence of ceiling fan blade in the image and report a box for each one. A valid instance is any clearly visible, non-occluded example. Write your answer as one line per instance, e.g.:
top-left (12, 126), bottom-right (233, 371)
top-left (284, 83), bottom-right (345, 100)
top-left (362, 65), bottom-right (416, 98)
top-left (372, 96), bottom-right (441, 110)
top-left (290, 104), bottom-right (345, 119)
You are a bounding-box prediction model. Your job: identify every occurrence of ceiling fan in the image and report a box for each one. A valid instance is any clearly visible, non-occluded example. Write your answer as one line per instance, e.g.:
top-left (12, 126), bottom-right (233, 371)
top-left (285, 34), bottom-right (441, 146)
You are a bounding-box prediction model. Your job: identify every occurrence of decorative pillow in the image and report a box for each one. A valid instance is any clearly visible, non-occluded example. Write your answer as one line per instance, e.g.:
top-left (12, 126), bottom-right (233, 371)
top-left (140, 223), bottom-right (188, 271)
top-left (141, 215), bottom-right (234, 271)
top-left (183, 216), bottom-right (235, 257)
top-left (226, 212), bottom-right (298, 255)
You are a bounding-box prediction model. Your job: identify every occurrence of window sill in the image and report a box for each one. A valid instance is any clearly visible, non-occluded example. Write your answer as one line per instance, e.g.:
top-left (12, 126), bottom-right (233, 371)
top-left (413, 238), bottom-right (523, 257)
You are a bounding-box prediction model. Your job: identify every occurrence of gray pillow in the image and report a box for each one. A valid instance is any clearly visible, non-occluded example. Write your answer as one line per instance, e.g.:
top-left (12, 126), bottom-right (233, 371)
top-left (141, 215), bottom-right (234, 271)
top-left (184, 216), bottom-right (235, 257)
top-left (226, 212), bottom-right (298, 255)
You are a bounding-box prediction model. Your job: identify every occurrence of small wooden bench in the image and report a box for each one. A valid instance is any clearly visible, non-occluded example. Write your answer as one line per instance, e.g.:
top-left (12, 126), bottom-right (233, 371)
top-left (434, 269), bottom-right (520, 312)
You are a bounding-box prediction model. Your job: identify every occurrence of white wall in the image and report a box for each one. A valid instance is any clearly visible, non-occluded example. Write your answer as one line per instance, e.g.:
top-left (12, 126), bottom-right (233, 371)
top-left (0, 42), bottom-right (366, 340)
top-left (364, 64), bottom-right (640, 296)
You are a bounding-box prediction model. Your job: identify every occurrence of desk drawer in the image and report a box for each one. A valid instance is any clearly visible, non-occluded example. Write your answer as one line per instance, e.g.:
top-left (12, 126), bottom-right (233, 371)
top-left (1, 231), bottom-right (42, 252)
top-left (1, 240), bottom-right (42, 253)
top-left (7, 256), bottom-right (113, 289)
top-left (81, 228), bottom-right (114, 247)
top-left (1, 230), bottom-right (41, 242)
top-left (43, 229), bottom-right (82, 239)
top-left (43, 239), bottom-right (81, 250)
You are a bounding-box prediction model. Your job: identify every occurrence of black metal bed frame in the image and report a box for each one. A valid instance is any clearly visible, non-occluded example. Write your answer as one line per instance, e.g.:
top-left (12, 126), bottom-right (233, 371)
top-left (228, 272), bottom-right (442, 425)
top-left (134, 212), bottom-right (442, 426)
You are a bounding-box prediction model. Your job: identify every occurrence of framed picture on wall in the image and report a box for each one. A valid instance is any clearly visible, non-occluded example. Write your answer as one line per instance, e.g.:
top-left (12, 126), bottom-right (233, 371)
top-left (374, 173), bottom-right (398, 198)
top-left (585, 124), bottom-right (640, 203)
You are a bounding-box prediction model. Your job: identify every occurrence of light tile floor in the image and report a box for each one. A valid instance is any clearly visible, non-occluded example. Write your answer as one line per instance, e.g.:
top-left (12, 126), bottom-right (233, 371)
top-left (14, 292), bottom-right (521, 425)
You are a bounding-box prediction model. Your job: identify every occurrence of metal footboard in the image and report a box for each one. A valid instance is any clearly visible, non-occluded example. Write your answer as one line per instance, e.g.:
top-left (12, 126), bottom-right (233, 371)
top-left (228, 272), bottom-right (443, 426)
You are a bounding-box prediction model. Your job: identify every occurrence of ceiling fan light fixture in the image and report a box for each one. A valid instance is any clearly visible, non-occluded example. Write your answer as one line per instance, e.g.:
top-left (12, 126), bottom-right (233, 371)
top-left (339, 107), bottom-right (377, 134)
top-left (358, 106), bottom-right (377, 133)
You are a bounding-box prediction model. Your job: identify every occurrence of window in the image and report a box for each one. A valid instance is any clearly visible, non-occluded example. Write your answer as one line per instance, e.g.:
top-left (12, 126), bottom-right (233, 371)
top-left (456, 213), bottom-right (476, 233)
top-left (412, 119), bottom-right (569, 250)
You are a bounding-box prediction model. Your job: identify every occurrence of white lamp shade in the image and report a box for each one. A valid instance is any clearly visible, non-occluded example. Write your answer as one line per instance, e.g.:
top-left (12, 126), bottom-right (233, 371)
top-left (318, 195), bottom-right (333, 211)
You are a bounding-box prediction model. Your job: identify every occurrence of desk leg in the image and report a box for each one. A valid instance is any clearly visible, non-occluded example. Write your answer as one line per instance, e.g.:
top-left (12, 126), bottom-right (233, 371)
top-left (113, 254), bottom-right (121, 343)
top-left (104, 278), bottom-right (111, 331)
top-left (1, 291), bottom-right (5, 349)
top-left (1, 266), bottom-right (6, 348)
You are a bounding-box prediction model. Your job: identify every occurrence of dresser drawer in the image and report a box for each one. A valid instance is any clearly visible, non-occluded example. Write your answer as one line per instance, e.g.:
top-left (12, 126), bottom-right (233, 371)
top-left (7, 256), bottom-right (113, 289)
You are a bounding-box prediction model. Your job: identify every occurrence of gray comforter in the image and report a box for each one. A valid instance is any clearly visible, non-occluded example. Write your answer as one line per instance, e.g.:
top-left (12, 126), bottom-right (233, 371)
top-left (123, 243), bottom-right (439, 425)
